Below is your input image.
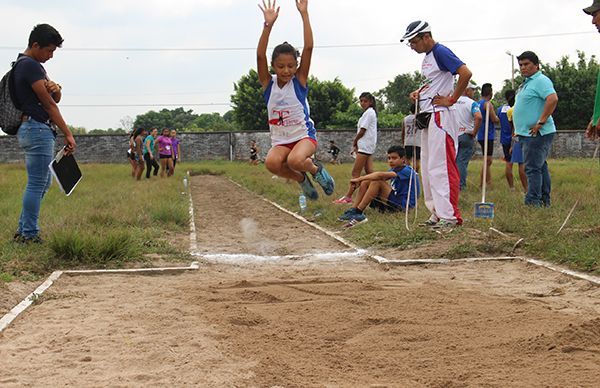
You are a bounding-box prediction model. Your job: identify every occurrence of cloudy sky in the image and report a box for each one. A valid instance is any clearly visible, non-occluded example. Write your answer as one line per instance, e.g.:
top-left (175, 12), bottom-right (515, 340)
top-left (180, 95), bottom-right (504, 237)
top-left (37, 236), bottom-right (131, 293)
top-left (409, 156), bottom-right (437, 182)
top-left (0, 0), bottom-right (597, 130)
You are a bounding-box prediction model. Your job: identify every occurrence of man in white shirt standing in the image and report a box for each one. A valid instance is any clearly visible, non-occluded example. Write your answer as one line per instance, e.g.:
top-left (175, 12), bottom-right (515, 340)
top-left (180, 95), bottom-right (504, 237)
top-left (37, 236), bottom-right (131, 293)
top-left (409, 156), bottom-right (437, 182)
top-left (455, 84), bottom-right (483, 191)
top-left (402, 21), bottom-right (472, 229)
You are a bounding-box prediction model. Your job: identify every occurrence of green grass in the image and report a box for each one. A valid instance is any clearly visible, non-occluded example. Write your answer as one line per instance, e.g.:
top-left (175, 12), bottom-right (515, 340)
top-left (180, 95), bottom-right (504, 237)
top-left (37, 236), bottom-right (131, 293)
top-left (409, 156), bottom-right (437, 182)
top-left (0, 164), bottom-right (190, 281)
top-left (1, 157), bottom-right (598, 281)
top-left (187, 157), bottom-right (600, 274)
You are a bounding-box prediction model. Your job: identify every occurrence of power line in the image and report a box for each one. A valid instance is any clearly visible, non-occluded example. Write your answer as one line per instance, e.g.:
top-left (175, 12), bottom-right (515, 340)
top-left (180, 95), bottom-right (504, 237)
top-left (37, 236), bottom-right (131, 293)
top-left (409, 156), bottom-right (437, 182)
top-left (0, 31), bottom-right (594, 52)
top-left (61, 103), bottom-right (231, 107)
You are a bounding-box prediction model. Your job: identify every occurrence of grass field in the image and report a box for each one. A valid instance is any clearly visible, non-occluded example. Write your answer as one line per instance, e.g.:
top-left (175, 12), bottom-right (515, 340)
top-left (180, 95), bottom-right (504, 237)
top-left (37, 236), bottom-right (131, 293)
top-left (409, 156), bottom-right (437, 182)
top-left (1, 157), bottom-right (599, 282)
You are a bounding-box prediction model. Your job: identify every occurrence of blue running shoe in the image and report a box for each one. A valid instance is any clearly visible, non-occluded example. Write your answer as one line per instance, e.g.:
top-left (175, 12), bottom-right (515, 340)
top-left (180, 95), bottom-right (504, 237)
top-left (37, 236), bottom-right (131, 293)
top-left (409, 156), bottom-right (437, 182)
top-left (338, 207), bottom-right (359, 221)
top-left (299, 173), bottom-right (319, 200)
top-left (313, 161), bottom-right (335, 196)
top-left (344, 212), bottom-right (367, 226)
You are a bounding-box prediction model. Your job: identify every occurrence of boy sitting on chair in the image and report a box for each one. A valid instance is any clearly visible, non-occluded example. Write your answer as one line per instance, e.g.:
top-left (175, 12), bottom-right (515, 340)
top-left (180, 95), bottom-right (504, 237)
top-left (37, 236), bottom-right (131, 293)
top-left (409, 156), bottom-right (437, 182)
top-left (338, 145), bottom-right (420, 225)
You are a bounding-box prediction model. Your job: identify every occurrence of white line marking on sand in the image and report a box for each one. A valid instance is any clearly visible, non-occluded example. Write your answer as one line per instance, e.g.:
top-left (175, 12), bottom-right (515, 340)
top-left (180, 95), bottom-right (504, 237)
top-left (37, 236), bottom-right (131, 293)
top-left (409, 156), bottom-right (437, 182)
top-left (0, 262), bottom-right (200, 333)
top-left (187, 171), bottom-right (198, 253)
top-left (0, 271), bottom-right (63, 333)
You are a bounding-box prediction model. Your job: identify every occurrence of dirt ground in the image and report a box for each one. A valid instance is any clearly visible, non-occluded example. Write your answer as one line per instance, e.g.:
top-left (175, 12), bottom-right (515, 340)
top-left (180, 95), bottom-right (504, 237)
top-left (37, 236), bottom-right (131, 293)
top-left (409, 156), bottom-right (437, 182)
top-left (1, 175), bottom-right (600, 387)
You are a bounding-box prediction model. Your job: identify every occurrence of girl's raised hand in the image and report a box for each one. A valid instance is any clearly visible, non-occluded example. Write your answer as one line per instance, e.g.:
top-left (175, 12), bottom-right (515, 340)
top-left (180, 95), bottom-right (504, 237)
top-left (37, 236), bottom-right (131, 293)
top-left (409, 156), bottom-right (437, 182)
top-left (295, 0), bottom-right (308, 14)
top-left (259, 0), bottom-right (280, 25)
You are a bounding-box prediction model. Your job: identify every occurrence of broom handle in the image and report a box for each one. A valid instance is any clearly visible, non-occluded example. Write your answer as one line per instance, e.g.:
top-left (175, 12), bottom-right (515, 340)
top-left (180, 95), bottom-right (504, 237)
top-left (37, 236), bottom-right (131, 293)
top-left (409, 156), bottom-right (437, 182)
top-left (482, 103), bottom-right (490, 203)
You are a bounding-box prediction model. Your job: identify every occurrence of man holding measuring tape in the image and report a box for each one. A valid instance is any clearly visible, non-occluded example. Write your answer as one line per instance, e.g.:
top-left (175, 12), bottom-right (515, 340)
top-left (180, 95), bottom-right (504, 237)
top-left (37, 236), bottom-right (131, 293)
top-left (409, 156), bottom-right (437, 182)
top-left (402, 21), bottom-right (472, 229)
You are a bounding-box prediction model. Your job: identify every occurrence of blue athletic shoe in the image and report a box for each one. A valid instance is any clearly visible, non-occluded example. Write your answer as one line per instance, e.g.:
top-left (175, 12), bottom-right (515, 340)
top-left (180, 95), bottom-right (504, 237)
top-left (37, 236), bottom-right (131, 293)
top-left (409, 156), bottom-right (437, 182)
top-left (299, 173), bottom-right (319, 200)
top-left (313, 161), bottom-right (335, 196)
top-left (345, 212), bottom-right (367, 225)
top-left (338, 207), bottom-right (359, 221)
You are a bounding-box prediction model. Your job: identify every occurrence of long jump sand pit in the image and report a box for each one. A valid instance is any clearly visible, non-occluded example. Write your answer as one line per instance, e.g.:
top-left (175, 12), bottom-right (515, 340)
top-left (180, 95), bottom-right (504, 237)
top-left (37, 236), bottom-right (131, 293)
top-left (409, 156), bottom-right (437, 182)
top-left (1, 175), bottom-right (600, 387)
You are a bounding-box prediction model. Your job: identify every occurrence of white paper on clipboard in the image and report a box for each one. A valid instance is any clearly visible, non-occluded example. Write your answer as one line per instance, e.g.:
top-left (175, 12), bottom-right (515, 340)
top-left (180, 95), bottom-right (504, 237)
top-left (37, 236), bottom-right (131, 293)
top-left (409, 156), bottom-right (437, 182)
top-left (48, 147), bottom-right (82, 196)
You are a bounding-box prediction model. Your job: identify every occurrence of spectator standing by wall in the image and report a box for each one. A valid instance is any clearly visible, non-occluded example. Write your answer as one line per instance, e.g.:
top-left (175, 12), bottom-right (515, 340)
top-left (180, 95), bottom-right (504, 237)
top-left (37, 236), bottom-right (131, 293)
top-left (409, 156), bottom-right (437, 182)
top-left (12, 24), bottom-right (76, 244)
top-left (513, 51), bottom-right (559, 207)
top-left (455, 84), bottom-right (482, 191)
top-left (477, 83), bottom-right (500, 188)
top-left (334, 92), bottom-right (378, 204)
top-left (498, 90), bottom-right (520, 190)
top-left (402, 104), bottom-right (421, 172)
top-left (143, 128), bottom-right (159, 179)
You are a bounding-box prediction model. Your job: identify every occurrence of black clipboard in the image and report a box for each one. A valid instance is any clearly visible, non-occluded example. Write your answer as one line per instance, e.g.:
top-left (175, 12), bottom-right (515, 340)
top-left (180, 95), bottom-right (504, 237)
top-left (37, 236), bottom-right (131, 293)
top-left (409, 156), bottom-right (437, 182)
top-left (49, 147), bottom-right (82, 196)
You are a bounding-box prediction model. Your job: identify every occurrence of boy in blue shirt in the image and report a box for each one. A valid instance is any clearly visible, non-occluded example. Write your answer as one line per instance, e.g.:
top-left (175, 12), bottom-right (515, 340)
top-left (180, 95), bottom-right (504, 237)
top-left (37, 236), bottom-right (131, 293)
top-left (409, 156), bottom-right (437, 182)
top-left (338, 146), bottom-right (420, 225)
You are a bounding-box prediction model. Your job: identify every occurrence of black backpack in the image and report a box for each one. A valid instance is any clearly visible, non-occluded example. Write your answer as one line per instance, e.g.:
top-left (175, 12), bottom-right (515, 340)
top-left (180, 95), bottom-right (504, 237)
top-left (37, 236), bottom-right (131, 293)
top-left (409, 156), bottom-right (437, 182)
top-left (0, 57), bottom-right (27, 135)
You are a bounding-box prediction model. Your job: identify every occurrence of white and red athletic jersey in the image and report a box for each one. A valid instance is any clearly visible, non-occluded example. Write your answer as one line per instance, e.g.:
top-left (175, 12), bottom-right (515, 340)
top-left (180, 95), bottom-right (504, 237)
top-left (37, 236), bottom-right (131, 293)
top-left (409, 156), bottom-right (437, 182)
top-left (418, 43), bottom-right (465, 114)
top-left (263, 75), bottom-right (316, 146)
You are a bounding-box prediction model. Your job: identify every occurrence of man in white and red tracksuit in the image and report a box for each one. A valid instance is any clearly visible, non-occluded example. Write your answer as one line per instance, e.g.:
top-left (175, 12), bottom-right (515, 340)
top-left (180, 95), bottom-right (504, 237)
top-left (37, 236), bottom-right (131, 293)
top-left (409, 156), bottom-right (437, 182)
top-left (401, 21), bottom-right (472, 229)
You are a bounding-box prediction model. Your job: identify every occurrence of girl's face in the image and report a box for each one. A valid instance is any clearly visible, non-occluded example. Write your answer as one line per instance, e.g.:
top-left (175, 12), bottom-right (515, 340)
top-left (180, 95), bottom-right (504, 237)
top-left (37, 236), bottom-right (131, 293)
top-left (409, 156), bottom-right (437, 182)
top-left (162, 129), bottom-right (170, 136)
top-left (170, 130), bottom-right (177, 138)
top-left (272, 53), bottom-right (298, 84)
top-left (359, 97), bottom-right (371, 111)
top-left (151, 129), bottom-right (158, 137)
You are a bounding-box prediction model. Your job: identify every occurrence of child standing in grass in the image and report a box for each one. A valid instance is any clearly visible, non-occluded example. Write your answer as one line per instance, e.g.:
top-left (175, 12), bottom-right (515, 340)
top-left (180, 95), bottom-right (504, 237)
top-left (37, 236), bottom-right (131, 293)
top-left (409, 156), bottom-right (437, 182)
top-left (338, 146), bottom-right (420, 225)
top-left (157, 128), bottom-right (174, 178)
top-left (257, 0), bottom-right (334, 200)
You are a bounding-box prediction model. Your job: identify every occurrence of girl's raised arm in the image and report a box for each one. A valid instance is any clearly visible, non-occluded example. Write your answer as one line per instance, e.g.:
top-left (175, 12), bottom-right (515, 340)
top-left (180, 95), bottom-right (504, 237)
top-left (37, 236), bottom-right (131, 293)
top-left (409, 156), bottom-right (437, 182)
top-left (257, 0), bottom-right (280, 89)
top-left (295, 0), bottom-right (313, 87)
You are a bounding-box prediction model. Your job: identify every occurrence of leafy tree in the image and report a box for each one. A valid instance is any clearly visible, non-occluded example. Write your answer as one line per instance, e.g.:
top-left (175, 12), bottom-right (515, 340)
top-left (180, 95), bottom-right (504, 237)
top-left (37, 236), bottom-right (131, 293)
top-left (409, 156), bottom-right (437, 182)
top-left (542, 51), bottom-right (599, 129)
top-left (133, 107), bottom-right (197, 130)
top-left (377, 71), bottom-right (426, 114)
top-left (308, 76), bottom-right (355, 129)
top-left (185, 113), bottom-right (237, 132)
top-left (67, 125), bottom-right (87, 135)
top-left (231, 69), bottom-right (268, 131)
top-left (87, 128), bottom-right (127, 135)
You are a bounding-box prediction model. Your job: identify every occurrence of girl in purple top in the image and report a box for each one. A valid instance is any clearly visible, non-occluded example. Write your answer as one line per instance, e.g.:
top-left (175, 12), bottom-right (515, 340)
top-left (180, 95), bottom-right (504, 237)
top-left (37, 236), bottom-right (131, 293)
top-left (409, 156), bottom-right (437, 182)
top-left (156, 128), bottom-right (174, 177)
top-left (170, 129), bottom-right (181, 173)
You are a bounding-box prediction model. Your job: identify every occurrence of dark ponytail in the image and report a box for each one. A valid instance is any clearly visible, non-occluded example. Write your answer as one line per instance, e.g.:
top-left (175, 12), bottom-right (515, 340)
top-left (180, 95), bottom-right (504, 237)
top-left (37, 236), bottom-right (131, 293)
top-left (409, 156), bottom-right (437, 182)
top-left (360, 92), bottom-right (377, 113)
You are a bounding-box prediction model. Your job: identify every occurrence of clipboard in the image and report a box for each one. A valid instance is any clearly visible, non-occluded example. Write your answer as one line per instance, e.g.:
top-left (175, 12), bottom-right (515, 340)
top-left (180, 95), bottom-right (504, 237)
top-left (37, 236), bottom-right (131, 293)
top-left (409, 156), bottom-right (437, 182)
top-left (49, 147), bottom-right (82, 196)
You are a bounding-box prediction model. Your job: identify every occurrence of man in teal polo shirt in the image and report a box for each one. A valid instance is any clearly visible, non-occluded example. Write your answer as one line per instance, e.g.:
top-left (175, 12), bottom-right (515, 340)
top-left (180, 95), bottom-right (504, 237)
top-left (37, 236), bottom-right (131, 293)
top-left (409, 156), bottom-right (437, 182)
top-left (513, 51), bottom-right (558, 207)
top-left (584, 1), bottom-right (600, 140)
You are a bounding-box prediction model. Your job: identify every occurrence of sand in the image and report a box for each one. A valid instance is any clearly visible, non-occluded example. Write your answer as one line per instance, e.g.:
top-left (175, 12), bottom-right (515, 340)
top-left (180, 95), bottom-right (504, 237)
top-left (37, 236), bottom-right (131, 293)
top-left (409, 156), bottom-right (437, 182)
top-left (1, 175), bottom-right (599, 387)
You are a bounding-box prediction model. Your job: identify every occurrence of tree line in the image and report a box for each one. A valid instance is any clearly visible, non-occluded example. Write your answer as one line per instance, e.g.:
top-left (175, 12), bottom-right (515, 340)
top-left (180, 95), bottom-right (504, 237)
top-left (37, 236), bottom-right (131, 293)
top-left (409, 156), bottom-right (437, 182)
top-left (81, 51), bottom-right (598, 134)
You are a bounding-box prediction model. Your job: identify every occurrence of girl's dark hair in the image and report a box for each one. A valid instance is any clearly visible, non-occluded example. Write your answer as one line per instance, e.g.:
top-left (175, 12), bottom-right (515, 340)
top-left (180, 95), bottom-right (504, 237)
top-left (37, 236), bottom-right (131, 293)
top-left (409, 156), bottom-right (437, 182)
top-left (271, 42), bottom-right (299, 63)
top-left (133, 127), bottom-right (145, 138)
top-left (28, 24), bottom-right (63, 48)
top-left (360, 92), bottom-right (377, 112)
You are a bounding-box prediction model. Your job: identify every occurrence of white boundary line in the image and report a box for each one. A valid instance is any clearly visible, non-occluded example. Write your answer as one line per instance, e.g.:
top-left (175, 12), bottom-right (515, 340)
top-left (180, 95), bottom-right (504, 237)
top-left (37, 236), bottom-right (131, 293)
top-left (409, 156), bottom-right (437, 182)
top-left (192, 251), bottom-right (367, 263)
top-left (187, 170), bottom-right (198, 253)
top-left (0, 262), bottom-right (200, 334)
top-left (0, 271), bottom-right (63, 333)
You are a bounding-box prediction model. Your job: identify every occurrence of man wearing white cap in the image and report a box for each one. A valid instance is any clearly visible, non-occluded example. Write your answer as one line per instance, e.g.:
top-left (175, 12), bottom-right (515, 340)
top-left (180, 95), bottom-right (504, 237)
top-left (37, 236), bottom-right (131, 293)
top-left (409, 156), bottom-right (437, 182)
top-left (584, 1), bottom-right (600, 140)
top-left (402, 21), bottom-right (472, 228)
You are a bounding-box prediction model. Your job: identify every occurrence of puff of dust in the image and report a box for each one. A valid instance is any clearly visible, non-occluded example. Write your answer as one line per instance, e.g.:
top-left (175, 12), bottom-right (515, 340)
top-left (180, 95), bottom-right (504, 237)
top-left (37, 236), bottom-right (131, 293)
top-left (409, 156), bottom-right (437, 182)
top-left (240, 218), bottom-right (275, 255)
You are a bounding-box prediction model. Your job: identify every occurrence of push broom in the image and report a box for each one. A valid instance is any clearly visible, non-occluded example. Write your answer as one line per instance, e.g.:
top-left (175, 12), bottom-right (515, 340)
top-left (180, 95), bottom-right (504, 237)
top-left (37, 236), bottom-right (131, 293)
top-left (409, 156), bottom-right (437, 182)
top-left (474, 103), bottom-right (494, 219)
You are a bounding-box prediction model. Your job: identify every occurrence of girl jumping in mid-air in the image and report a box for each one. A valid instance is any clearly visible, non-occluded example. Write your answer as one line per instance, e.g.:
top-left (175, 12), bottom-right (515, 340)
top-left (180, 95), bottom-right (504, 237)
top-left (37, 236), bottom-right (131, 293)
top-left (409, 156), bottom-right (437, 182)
top-left (257, 0), bottom-right (334, 200)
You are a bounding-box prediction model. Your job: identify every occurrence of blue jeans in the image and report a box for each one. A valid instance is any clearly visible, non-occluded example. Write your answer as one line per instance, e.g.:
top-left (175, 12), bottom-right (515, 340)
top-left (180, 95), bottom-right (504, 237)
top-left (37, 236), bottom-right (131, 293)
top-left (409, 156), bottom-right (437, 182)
top-left (456, 133), bottom-right (474, 190)
top-left (519, 133), bottom-right (555, 207)
top-left (16, 119), bottom-right (56, 238)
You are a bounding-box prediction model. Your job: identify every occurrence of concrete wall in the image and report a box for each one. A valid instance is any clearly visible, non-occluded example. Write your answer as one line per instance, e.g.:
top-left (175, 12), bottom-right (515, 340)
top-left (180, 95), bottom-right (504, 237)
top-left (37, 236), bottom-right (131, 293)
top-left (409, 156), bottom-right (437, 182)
top-left (0, 129), bottom-right (597, 164)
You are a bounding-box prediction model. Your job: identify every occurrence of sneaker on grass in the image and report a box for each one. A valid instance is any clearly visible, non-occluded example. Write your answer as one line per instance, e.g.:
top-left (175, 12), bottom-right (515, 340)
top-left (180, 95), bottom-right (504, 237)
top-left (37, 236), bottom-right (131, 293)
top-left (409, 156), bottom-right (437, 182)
top-left (338, 207), bottom-right (359, 221)
top-left (430, 219), bottom-right (458, 230)
top-left (344, 212), bottom-right (368, 227)
top-left (418, 214), bottom-right (440, 227)
top-left (299, 173), bottom-right (319, 200)
top-left (313, 161), bottom-right (335, 195)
